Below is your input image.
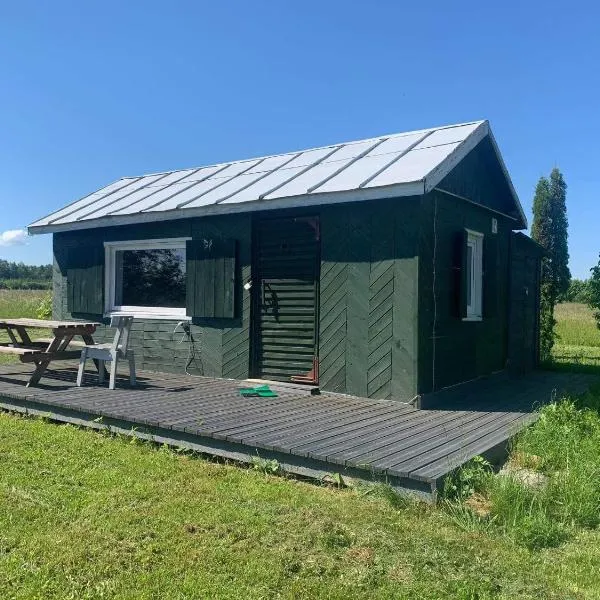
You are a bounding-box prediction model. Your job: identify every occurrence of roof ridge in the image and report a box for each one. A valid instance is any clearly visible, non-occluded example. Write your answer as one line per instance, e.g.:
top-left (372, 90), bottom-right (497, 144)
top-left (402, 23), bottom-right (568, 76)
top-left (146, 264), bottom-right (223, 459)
top-left (126, 120), bottom-right (485, 179)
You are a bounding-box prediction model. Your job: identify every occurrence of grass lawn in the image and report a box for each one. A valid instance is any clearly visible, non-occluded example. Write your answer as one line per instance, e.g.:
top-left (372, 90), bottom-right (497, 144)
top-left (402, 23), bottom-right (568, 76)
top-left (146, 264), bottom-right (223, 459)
top-left (552, 303), bottom-right (600, 367)
top-left (1, 412), bottom-right (600, 600)
top-left (1, 297), bottom-right (600, 598)
top-left (0, 289), bottom-right (50, 365)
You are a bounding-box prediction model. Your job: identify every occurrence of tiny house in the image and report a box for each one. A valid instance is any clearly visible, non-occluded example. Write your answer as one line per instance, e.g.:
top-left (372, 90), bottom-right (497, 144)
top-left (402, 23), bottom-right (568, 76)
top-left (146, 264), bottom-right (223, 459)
top-left (29, 120), bottom-right (542, 402)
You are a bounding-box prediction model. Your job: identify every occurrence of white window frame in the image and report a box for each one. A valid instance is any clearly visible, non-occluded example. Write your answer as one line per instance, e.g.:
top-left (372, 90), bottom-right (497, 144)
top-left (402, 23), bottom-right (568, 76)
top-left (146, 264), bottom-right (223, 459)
top-left (464, 230), bottom-right (484, 321)
top-left (104, 238), bottom-right (191, 320)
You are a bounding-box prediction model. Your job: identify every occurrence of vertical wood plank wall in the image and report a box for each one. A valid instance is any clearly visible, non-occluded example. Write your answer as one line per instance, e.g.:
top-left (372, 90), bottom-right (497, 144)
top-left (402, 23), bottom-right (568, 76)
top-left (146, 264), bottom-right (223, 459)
top-left (417, 190), bottom-right (512, 394)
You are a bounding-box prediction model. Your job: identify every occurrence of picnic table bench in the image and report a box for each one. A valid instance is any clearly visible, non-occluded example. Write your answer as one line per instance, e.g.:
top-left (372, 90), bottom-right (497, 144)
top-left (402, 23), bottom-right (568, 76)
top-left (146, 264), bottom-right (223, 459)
top-left (0, 318), bottom-right (102, 387)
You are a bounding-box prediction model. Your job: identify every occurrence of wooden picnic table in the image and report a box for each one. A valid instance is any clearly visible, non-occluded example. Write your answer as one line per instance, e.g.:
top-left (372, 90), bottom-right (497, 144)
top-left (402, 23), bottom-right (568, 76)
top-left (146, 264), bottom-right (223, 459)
top-left (0, 318), bottom-right (102, 387)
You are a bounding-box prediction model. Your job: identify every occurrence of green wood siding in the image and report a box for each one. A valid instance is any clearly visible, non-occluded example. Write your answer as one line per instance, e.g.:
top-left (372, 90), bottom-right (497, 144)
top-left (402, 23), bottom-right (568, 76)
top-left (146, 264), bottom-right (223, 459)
top-left (66, 245), bottom-right (104, 316)
top-left (418, 190), bottom-right (512, 394)
top-left (483, 236), bottom-right (499, 318)
top-left (319, 199), bottom-right (419, 401)
top-left (436, 136), bottom-right (523, 224)
top-left (53, 215), bottom-right (252, 378)
top-left (186, 238), bottom-right (237, 319)
top-left (53, 202), bottom-right (420, 399)
top-left (52, 187), bottom-right (521, 401)
top-left (508, 233), bottom-right (543, 372)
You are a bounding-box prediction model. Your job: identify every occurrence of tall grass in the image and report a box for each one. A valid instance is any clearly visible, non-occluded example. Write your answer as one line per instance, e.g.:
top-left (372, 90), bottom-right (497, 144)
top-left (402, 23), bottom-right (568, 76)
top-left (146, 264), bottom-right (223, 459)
top-left (445, 387), bottom-right (600, 550)
top-left (0, 289), bottom-right (48, 318)
top-left (0, 289), bottom-right (50, 364)
top-left (553, 302), bottom-right (600, 368)
top-left (554, 303), bottom-right (600, 347)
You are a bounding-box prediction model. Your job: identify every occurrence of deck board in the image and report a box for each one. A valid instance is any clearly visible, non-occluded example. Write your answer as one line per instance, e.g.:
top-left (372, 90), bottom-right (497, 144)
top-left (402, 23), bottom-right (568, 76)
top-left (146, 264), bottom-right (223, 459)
top-left (0, 363), bottom-right (595, 499)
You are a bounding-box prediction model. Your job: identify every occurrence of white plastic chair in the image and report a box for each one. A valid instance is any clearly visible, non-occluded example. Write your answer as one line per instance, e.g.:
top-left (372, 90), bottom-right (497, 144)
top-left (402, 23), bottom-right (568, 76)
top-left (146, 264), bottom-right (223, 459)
top-left (76, 315), bottom-right (136, 390)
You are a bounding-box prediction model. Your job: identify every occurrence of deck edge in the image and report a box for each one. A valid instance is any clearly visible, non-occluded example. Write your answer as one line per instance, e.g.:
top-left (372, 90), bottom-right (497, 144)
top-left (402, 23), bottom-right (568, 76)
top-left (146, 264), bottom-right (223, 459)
top-left (0, 393), bottom-right (437, 502)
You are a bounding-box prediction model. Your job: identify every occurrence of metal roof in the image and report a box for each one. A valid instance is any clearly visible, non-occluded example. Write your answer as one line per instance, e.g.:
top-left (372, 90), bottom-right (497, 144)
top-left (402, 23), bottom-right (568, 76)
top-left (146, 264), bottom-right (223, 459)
top-left (28, 119), bottom-right (526, 234)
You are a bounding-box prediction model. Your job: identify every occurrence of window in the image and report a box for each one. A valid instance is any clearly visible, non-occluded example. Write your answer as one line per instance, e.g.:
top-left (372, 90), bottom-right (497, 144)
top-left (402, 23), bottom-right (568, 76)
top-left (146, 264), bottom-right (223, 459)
top-left (465, 230), bottom-right (483, 320)
top-left (105, 239), bottom-right (190, 319)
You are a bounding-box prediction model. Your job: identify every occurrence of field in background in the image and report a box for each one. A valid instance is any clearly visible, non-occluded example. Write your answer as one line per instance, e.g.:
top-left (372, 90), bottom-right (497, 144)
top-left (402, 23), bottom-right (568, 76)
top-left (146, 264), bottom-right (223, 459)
top-left (553, 302), bottom-right (600, 367)
top-left (0, 289), bottom-right (49, 364)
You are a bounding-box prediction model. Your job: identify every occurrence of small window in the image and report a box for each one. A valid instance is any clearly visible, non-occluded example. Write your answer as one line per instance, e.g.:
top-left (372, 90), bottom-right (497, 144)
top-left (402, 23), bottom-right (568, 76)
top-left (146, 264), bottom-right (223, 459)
top-left (105, 238), bottom-right (190, 319)
top-left (465, 230), bottom-right (483, 320)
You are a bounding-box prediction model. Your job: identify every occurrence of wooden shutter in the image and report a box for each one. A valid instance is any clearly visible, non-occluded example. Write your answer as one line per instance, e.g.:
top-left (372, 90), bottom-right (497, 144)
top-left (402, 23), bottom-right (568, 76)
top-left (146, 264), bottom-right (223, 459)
top-left (453, 230), bottom-right (468, 319)
top-left (483, 236), bottom-right (498, 318)
top-left (66, 245), bottom-right (104, 316)
top-left (186, 238), bottom-right (237, 319)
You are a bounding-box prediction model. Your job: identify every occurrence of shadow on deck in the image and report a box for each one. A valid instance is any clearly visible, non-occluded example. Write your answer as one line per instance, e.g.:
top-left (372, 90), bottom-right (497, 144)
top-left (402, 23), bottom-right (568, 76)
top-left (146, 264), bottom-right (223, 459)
top-left (0, 363), bottom-right (595, 501)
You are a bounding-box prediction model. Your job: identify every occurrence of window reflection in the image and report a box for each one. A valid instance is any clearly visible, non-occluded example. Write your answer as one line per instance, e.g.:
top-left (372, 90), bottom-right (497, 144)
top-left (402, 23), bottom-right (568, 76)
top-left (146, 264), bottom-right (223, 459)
top-left (114, 248), bottom-right (186, 308)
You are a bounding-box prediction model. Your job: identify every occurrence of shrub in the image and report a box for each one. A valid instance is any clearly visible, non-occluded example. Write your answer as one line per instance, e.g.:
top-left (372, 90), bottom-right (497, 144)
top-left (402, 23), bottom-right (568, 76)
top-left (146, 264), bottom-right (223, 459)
top-left (589, 255), bottom-right (600, 330)
top-left (36, 292), bottom-right (53, 320)
top-left (442, 456), bottom-right (493, 501)
top-left (0, 279), bottom-right (52, 290)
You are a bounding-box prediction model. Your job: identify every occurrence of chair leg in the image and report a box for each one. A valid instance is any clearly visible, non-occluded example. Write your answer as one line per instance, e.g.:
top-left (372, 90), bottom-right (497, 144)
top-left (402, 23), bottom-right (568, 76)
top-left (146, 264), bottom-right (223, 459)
top-left (76, 349), bottom-right (87, 387)
top-left (109, 354), bottom-right (118, 390)
top-left (98, 360), bottom-right (105, 385)
top-left (128, 351), bottom-right (136, 387)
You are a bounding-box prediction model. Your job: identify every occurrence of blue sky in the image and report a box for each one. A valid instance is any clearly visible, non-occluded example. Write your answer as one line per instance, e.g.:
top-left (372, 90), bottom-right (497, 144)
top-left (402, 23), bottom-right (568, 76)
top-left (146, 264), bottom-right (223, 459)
top-left (1, 1), bottom-right (598, 278)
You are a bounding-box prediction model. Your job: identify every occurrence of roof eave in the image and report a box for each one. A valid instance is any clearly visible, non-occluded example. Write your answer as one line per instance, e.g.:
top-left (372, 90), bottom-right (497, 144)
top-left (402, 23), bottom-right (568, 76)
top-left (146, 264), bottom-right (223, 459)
top-left (27, 180), bottom-right (427, 235)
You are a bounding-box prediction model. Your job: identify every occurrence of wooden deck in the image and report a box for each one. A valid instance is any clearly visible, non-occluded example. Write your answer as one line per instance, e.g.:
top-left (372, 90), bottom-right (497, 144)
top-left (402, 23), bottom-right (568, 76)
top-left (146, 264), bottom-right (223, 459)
top-left (0, 363), bottom-right (594, 500)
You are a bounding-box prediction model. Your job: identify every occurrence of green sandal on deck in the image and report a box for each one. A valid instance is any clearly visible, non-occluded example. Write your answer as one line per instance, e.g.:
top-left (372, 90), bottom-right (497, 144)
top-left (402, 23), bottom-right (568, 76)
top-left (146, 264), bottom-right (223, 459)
top-left (239, 384), bottom-right (278, 398)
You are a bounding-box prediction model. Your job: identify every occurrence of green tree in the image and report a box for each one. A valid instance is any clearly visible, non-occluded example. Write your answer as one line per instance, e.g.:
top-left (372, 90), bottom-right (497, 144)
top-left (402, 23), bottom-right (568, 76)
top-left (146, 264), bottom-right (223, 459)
top-left (531, 169), bottom-right (571, 361)
top-left (549, 168), bottom-right (571, 296)
top-left (561, 278), bottom-right (591, 304)
top-left (589, 258), bottom-right (600, 329)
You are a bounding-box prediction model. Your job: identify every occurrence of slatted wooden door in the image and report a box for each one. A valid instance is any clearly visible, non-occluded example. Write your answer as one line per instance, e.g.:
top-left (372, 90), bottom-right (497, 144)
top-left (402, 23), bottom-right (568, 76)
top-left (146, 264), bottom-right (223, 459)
top-left (252, 216), bottom-right (320, 383)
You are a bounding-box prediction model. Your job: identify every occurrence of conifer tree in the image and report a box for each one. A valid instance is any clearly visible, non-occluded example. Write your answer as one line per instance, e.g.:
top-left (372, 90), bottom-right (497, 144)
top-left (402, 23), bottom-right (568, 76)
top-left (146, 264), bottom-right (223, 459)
top-left (549, 168), bottom-right (571, 296)
top-left (531, 169), bottom-right (571, 361)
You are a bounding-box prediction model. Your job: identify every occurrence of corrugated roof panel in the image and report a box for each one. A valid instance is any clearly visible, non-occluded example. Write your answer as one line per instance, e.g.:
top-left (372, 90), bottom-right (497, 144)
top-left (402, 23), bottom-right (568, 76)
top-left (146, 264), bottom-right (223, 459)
top-left (314, 152), bottom-right (405, 193)
top-left (93, 169), bottom-right (201, 218)
top-left (30, 119), bottom-right (529, 233)
top-left (181, 172), bottom-right (262, 208)
top-left (364, 142), bottom-right (461, 189)
top-left (110, 164), bottom-right (233, 215)
top-left (366, 132), bottom-right (428, 156)
top-left (174, 164), bottom-right (231, 184)
top-left (276, 146), bottom-right (341, 170)
top-left (183, 156), bottom-right (297, 208)
top-left (319, 139), bottom-right (381, 163)
top-left (50, 174), bottom-right (166, 224)
top-left (217, 146), bottom-right (345, 204)
top-left (242, 153), bottom-right (298, 175)
top-left (219, 165), bottom-right (311, 204)
top-left (141, 159), bottom-right (264, 212)
top-left (182, 153), bottom-right (300, 208)
top-left (414, 123), bottom-right (480, 149)
top-left (315, 133), bottom-right (428, 193)
top-left (263, 158), bottom-right (359, 199)
top-left (33, 178), bottom-right (138, 226)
